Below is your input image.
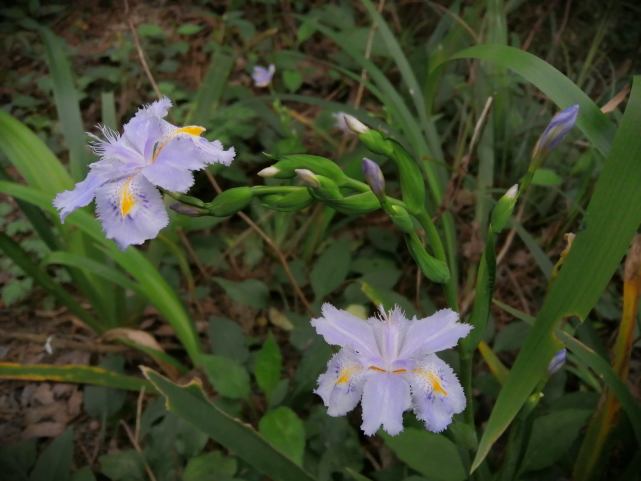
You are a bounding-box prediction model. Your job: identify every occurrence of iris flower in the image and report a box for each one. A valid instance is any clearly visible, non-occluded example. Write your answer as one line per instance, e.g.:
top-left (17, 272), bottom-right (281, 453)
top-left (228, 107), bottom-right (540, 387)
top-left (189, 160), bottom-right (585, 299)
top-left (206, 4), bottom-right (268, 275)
top-left (53, 98), bottom-right (235, 248)
top-left (252, 64), bottom-right (275, 88)
top-left (532, 104), bottom-right (579, 159)
top-left (312, 304), bottom-right (471, 436)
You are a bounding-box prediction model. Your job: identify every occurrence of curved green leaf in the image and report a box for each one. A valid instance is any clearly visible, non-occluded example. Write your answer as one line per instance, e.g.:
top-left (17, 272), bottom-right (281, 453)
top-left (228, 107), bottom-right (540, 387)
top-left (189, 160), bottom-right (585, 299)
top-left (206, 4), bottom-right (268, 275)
top-left (471, 76), bottom-right (641, 472)
top-left (0, 362), bottom-right (150, 391)
top-left (142, 367), bottom-right (316, 481)
top-left (442, 44), bottom-right (616, 156)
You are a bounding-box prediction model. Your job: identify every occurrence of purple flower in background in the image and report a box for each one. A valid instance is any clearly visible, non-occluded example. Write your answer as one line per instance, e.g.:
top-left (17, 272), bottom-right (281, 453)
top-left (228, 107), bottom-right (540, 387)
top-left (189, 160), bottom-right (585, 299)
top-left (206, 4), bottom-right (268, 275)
top-left (252, 64), bottom-right (275, 88)
top-left (532, 104), bottom-right (579, 158)
top-left (547, 348), bottom-right (567, 375)
top-left (53, 98), bottom-right (235, 249)
top-left (362, 157), bottom-right (385, 197)
top-left (312, 304), bottom-right (472, 436)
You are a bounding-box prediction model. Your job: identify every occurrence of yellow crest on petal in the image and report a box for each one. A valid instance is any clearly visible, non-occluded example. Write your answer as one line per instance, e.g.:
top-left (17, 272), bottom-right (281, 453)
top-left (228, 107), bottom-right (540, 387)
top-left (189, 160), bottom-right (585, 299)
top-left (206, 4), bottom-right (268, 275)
top-left (119, 178), bottom-right (136, 217)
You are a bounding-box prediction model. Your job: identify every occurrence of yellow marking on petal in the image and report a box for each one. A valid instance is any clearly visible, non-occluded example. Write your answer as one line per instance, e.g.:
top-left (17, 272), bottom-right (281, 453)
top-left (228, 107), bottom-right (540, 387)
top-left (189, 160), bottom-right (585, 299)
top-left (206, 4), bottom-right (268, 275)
top-left (176, 125), bottom-right (206, 136)
top-left (336, 368), bottom-right (352, 385)
top-left (119, 177), bottom-right (136, 217)
top-left (151, 125), bottom-right (206, 162)
top-left (392, 368), bottom-right (407, 374)
top-left (428, 371), bottom-right (448, 397)
top-left (368, 366), bottom-right (386, 373)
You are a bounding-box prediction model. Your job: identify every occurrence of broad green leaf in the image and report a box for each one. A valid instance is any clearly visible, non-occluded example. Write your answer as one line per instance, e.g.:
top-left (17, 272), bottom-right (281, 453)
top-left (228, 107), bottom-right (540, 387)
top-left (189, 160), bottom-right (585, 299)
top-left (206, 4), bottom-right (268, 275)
top-left (183, 451), bottom-right (237, 481)
top-left (521, 409), bottom-right (591, 473)
top-left (99, 450), bottom-right (145, 481)
top-left (283, 69), bottom-right (303, 92)
top-left (29, 429), bottom-right (73, 481)
top-left (311, 239), bottom-right (351, 300)
top-left (84, 356), bottom-right (127, 419)
top-left (472, 77), bottom-right (641, 471)
top-left (258, 407), bottom-right (305, 466)
top-left (209, 316), bottom-right (249, 363)
top-left (0, 362), bottom-right (151, 392)
top-left (177, 23), bottom-right (203, 36)
top-left (445, 45), bottom-right (615, 156)
top-left (0, 439), bottom-right (36, 481)
top-left (214, 277), bottom-right (269, 310)
top-left (71, 467), bottom-right (96, 481)
top-left (40, 28), bottom-right (90, 180)
top-left (383, 428), bottom-right (467, 481)
top-left (137, 23), bottom-right (164, 38)
top-left (254, 332), bottom-right (283, 398)
top-left (142, 367), bottom-right (316, 481)
top-left (200, 354), bottom-right (250, 400)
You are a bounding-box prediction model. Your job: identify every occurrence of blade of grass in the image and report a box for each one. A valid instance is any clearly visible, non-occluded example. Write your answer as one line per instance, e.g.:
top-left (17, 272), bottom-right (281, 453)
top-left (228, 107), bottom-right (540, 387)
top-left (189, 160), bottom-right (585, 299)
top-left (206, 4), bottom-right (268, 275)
top-left (0, 233), bottom-right (101, 332)
top-left (39, 27), bottom-right (91, 180)
top-left (0, 362), bottom-right (151, 391)
top-left (189, 45), bottom-right (234, 125)
top-left (435, 44), bottom-right (616, 156)
top-left (471, 76), bottom-right (641, 472)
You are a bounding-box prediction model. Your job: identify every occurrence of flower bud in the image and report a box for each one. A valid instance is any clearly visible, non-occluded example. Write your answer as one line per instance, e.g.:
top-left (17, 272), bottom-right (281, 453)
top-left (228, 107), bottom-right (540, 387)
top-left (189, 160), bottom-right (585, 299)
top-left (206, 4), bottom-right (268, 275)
top-left (257, 166), bottom-right (280, 178)
top-left (260, 154), bottom-right (347, 184)
top-left (325, 192), bottom-right (379, 214)
top-left (362, 158), bottom-right (385, 198)
top-left (206, 187), bottom-right (253, 217)
top-left (295, 169), bottom-right (320, 188)
top-left (406, 233), bottom-right (450, 284)
top-left (547, 348), bottom-right (567, 375)
top-left (385, 204), bottom-right (414, 233)
top-left (260, 189), bottom-right (313, 212)
top-left (169, 202), bottom-right (207, 216)
top-left (490, 184), bottom-right (518, 233)
top-left (344, 114), bottom-right (369, 134)
top-left (532, 104), bottom-right (579, 160)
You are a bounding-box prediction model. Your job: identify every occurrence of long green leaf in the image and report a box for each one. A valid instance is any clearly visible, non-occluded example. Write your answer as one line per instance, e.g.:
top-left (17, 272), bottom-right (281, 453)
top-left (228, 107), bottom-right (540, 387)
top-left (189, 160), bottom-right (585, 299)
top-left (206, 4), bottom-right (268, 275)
top-left (189, 45), bottom-right (234, 125)
top-left (44, 251), bottom-right (144, 295)
top-left (40, 27), bottom-right (91, 180)
top-left (142, 367), bottom-right (316, 481)
top-left (0, 362), bottom-right (150, 391)
top-left (472, 76), bottom-right (641, 471)
top-left (441, 44), bottom-right (615, 156)
top-left (0, 109), bottom-right (119, 327)
top-left (0, 181), bottom-right (202, 363)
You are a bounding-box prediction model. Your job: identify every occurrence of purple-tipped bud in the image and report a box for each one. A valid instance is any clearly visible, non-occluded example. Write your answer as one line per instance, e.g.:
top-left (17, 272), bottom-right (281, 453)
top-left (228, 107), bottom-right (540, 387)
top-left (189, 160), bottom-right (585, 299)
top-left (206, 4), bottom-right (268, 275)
top-left (362, 158), bottom-right (385, 197)
top-left (547, 348), bottom-right (567, 375)
top-left (533, 104), bottom-right (579, 159)
top-left (252, 64), bottom-right (276, 88)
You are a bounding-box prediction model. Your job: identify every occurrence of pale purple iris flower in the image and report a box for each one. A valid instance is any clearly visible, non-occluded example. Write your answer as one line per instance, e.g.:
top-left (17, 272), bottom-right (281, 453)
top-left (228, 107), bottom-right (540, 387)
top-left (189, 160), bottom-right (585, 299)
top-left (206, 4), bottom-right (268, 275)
top-left (252, 64), bottom-right (275, 88)
top-left (312, 304), bottom-right (472, 436)
top-left (53, 98), bottom-right (235, 249)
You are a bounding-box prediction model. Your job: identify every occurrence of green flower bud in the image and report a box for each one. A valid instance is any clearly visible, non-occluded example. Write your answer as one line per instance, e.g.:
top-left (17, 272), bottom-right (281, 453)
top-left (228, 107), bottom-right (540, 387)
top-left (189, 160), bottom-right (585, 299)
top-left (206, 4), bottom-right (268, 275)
top-left (258, 154), bottom-right (347, 184)
top-left (385, 204), bottom-right (414, 233)
top-left (356, 128), bottom-right (425, 214)
top-left (206, 187), bottom-right (253, 217)
top-left (325, 192), bottom-right (380, 214)
top-left (296, 169), bottom-right (342, 201)
top-left (490, 184), bottom-right (518, 233)
top-left (260, 189), bottom-right (313, 212)
top-left (406, 233), bottom-right (450, 283)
